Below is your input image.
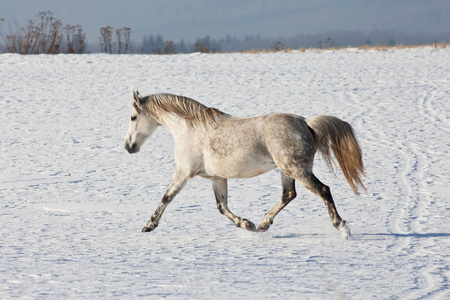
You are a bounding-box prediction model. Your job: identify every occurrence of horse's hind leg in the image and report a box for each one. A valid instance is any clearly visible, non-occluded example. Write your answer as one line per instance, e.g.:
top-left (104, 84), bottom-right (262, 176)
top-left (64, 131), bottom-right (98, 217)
top-left (296, 171), bottom-right (350, 239)
top-left (257, 172), bottom-right (297, 232)
top-left (212, 178), bottom-right (256, 232)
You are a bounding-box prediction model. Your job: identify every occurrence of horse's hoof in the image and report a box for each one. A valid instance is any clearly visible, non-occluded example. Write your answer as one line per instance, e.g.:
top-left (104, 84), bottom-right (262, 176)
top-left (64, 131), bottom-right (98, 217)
top-left (142, 224), bottom-right (157, 232)
top-left (241, 219), bottom-right (256, 232)
top-left (257, 224), bottom-right (270, 232)
top-left (339, 225), bottom-right (351, 240)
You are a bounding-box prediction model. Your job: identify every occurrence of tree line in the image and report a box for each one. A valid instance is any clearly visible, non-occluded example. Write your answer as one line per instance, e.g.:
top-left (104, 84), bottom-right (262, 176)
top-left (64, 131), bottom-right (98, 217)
top-left (2, 11), bottom-right (449, 54)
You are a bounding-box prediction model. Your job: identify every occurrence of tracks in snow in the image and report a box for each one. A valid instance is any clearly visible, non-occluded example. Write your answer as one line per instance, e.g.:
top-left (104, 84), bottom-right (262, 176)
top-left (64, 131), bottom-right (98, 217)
top-left (339, 87), bottom-right (449, 299)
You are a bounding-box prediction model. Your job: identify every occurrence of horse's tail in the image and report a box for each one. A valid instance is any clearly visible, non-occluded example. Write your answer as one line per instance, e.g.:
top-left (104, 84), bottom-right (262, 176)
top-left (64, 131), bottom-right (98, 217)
top-left (306, 115), bottom-right (367, 195)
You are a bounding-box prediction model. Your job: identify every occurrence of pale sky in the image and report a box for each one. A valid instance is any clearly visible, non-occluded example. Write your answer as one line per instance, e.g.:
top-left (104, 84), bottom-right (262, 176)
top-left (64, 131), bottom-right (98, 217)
top-left (1, 0), bottom-right (449, 44)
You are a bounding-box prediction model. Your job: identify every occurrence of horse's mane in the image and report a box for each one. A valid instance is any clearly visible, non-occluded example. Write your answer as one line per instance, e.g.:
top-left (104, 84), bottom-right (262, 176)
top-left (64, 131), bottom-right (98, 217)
top-left (141, 93), bottom-right (229, 127)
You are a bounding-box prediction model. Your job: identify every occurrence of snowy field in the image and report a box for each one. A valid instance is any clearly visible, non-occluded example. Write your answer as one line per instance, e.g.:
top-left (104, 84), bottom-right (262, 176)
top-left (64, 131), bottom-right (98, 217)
top-left (1, 48), bottom-right (449, 299)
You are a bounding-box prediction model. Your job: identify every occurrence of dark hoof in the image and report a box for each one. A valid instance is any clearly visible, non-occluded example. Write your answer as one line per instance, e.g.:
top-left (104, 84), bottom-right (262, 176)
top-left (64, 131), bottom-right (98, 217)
top-left (242, 219), bottom-right (256, 232)
top-left (142, 224), bottom-right (157, 232)
top-left (257, 224), bottom-right (270, 232)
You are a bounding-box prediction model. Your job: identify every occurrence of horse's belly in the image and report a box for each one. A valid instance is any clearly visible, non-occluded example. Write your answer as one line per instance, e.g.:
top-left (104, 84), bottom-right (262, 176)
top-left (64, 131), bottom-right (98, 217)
top-left (204, 155), bottom-right (277, 179)
top-left (232, 162), bottom-right (277, 178)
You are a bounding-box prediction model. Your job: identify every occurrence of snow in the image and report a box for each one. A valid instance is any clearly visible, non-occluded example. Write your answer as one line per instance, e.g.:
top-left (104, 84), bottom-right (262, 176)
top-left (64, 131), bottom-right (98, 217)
top-left (1, 48), bottom-right (449, 299)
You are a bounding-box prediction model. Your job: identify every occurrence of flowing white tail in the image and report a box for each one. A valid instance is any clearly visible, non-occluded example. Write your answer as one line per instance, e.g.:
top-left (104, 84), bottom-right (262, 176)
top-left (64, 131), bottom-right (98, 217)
top-left (306, 115), bottom-right (366, 195)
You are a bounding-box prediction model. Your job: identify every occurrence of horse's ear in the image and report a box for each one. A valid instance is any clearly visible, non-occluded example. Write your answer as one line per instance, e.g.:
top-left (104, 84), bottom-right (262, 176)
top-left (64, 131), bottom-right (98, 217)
top-left (133, 90), bottom-right (141, 103)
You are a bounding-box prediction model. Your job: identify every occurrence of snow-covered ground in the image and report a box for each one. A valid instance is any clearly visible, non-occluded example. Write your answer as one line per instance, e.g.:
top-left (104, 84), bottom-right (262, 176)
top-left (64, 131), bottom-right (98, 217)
top-left (1, 48), bottom-right (449, 299)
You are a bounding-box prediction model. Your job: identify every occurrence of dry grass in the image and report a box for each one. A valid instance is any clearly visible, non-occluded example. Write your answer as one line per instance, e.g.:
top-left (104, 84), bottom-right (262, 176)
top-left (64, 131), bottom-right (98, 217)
top-left (239, 43), bottom-right (449, 54)
top-left (358, 43), bottom-right (448, 51)
top-left (242, 48), bottom-right (294, 54)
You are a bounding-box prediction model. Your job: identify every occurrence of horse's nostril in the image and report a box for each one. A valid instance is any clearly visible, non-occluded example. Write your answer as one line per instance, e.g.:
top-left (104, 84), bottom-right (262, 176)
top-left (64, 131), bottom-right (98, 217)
top-left (125, 143), bottom-right (139, 153)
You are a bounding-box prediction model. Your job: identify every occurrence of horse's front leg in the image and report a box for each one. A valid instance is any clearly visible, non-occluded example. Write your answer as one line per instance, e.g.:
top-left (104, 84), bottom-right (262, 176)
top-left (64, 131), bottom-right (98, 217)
top-left (142, 169), bottom-right (190, 232)
top-left (212, 178), bottom-right (256, 232)
top-left (257, 172), bottom-right (297, 232)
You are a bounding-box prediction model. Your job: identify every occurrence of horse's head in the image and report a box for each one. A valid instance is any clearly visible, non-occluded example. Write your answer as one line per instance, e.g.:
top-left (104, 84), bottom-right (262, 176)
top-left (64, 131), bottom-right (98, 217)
top-left (124, 91), bottom-right (159, 154)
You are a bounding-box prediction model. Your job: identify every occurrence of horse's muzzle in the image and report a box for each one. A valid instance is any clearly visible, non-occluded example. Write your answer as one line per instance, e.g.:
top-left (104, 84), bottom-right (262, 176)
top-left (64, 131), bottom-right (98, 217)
top-left (125, 143), bottom-right (140, 154)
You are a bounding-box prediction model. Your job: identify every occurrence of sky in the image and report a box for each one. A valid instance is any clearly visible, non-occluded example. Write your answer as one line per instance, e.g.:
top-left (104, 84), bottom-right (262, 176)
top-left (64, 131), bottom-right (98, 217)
top-left (1, 0), bottom-right (449, 45)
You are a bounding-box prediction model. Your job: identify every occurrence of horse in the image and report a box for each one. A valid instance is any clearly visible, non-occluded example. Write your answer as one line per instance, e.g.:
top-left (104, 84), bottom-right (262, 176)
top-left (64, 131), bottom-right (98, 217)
top-left (124, 91), bottom-right (366, 238)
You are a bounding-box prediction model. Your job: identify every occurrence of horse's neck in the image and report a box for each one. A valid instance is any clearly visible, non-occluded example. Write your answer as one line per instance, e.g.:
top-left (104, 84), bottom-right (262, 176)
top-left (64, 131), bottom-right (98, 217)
top-left (156, 113), bottom-right (190, 137)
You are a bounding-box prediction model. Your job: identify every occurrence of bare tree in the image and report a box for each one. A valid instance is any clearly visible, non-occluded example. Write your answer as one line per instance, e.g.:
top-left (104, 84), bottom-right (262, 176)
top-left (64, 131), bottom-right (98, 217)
top-left (100, 26), bottom-right (113, 53)
top-left (325, 37), bottom-right (336, 49)
top-left (0, 11), bottom-right (85, 54)
top-left (64, 25), bottom-right (85, 53)
top-left (115, 28), bottom-right (122, 54)
top-left (155, 40), bottom-right (175, 54)
top-left (100, 26), bottom-right (131, 54)
top-left (270, 41), bottom-right (284, 52)
top-left (121, 27), bottom-right (131, 54)
top-left (194, 42), bottom-right (213, 53)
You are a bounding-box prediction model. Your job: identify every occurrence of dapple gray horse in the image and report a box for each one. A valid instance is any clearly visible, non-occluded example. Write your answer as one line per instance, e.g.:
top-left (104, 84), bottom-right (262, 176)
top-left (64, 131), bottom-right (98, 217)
top-left (124, 91), bottom-right (366, 238)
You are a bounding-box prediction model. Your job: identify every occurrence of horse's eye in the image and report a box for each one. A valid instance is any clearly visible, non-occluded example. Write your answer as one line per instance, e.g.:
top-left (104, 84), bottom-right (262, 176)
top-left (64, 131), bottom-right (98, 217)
top-left (131, 115), bottom-right (137, 121)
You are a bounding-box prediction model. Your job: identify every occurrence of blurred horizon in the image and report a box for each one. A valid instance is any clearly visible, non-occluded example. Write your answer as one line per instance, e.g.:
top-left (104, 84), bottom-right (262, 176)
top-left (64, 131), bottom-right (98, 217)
top-left (1, 0), bottom-right (449, 52)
